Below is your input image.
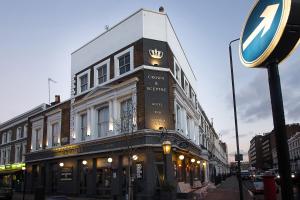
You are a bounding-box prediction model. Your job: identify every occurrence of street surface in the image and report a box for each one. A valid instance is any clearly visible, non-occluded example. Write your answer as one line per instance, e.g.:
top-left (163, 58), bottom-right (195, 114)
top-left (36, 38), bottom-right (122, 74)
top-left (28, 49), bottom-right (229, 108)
top-left (205, 176), bottom-right (252, 200)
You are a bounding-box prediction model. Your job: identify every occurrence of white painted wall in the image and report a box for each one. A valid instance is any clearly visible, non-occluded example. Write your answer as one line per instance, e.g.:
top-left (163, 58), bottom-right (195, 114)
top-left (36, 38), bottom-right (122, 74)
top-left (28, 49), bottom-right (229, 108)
top-left (71, 9), bottom-right (198, 97)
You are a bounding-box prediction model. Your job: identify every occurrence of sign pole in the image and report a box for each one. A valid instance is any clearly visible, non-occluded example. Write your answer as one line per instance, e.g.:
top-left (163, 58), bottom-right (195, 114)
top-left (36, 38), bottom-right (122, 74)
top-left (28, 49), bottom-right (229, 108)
top-left (267, 62), bottom-right (294, 200)
top-left (229, 40), bottom-right (244, 200)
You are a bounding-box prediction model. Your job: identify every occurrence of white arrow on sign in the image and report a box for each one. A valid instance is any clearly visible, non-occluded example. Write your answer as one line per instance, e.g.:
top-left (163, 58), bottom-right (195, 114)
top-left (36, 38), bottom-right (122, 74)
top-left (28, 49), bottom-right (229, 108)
top-left (243, 3), bottom-right (279, 51)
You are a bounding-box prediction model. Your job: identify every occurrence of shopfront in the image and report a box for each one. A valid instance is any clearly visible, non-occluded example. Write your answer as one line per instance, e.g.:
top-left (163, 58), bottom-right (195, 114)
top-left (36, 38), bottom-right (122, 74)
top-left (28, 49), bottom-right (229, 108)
top-left (0, 163), bottom-right (26, 191)
top-left (25, 131), bottom-right (208, 199)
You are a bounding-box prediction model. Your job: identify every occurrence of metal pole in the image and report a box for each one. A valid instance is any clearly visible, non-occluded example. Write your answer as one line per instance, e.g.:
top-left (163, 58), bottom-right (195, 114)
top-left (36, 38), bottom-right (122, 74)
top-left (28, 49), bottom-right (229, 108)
top-left (22, 169), bottom-right (26, 200)
top-left (267, 62), bottom-right (294, 200)
top-left (48, 79), bottom-right (50, 105)
top-left (229, 38), bottom-right (244, 200)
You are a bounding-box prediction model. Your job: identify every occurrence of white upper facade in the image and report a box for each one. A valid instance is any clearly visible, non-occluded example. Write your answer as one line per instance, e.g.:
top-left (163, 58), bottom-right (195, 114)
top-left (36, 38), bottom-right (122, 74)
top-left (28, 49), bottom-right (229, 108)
top-left (71, 9), bottom-right (197, 97)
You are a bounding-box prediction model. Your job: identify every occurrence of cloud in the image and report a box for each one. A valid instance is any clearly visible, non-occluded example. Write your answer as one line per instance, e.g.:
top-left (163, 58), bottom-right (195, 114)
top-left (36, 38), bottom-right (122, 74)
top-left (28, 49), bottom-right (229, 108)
top-left (229, 62), bottom-right (300, 123)
top-left (228, 149), bottom-right (248, 156)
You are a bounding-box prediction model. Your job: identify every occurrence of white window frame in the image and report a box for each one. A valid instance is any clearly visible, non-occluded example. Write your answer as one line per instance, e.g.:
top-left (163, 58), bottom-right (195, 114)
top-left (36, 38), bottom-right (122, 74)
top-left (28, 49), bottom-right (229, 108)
top-left (51, 122), bottom-right (60, 147)
top-left (94, 59), bottom-right (110, 86)
top-left (15, 143), bottom-right (21, 163)
top-left (22, 142), bottom-right (26, 162)
top-left (184, 76), bottom-right (189, 97)
top-left (176, 103), bottom-right (182, 132)
top-left (114, 46), bottom-right (134, 77)
top-left (96, 106), bottom-right (109, 138)
top-left (7, 131), bottom-right (12, 143)
top-left (2, 132), bottom-right (6, 144)
top-left (77, 69), bottom-right (91, 94)
top-left (17, 127), bottom-right (22, 140)
top-left (174, 58), bottom-right (181, 84)
top-left (80, 112), bottom-right (88, 141)
top-left (5, 146), bottom-right (11, 164)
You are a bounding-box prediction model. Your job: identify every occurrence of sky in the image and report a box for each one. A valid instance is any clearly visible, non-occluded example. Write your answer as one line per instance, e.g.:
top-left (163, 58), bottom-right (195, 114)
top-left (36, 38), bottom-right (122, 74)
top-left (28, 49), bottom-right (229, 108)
top-left (0, 0), bottom-right (300, 162)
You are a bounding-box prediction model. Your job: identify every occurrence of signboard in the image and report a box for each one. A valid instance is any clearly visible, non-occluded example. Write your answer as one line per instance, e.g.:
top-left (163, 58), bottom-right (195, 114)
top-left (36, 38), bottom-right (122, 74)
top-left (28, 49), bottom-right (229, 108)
top-left (240, 0), bottom-right (300, 67)
top-left (235, 154), bottom-right (243, 162)
top-left (60, 167), bottom-right (73, 181)
top-left (144, 70), bottom-right (169, 129)
top-left (143, 39), bottom-right (168, 67)
top-left (136, 162), bottom-right (143, 179)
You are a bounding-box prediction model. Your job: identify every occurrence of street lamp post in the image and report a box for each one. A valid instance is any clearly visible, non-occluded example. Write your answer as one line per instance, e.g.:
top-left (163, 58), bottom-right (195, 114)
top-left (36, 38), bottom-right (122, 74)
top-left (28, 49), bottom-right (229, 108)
top-left (229, 38), bottom-right (244, 200)
top-left (22, 166), bottom-right (26, 200)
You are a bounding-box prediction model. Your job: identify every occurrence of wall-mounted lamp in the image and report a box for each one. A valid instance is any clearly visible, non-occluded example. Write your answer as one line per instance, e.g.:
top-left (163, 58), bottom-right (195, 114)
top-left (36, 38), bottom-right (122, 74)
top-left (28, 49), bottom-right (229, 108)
top-left (82, 160), bottom-right (87, 165)
top-left (179, 155), bottom-right (185, 160)
top-left (59, 162), bottom-right (64, 167)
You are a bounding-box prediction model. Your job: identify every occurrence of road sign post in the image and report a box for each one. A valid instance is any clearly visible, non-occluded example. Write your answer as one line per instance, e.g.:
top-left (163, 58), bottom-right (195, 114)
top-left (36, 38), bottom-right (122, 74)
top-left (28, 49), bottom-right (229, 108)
top-left (267, 62), bottom-right (293, 200)
top-left (240, 0), bottom-right (300, 199)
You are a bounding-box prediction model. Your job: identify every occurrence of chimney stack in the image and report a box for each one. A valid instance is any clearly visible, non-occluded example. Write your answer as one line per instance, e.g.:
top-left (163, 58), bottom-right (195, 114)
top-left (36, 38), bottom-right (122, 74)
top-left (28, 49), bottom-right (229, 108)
top-left (55, 95), bottom-right (60, 104)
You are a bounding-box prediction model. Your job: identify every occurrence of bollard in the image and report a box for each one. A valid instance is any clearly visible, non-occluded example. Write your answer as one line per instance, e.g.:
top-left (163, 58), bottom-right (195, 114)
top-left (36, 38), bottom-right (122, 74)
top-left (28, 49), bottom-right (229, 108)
top-left (263, 173), bottom-right (277, 200)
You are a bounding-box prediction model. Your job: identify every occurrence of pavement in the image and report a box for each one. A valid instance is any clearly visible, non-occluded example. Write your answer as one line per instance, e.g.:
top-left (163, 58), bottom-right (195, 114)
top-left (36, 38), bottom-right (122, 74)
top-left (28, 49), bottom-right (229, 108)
top-left (204, 176), bottom-right (252, 200)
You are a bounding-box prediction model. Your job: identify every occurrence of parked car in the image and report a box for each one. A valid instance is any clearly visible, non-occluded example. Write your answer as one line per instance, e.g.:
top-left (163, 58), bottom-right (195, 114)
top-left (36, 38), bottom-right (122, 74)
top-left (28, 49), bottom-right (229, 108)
top-left (275, 171), bottom-right (300, 185)
top-left (241, 170), bottom-right (251, 180)
top-left (0, 187), bottom-right (12, 200)
top-left (251, 175), bottom-right (264, 194)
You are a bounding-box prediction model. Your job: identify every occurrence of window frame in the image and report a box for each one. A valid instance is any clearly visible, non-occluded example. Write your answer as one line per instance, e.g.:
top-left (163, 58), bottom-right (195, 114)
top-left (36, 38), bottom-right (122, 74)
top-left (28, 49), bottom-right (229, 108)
top-left (94, 59), bottom-right (110, 86)
top-left (97, 106), bottom-right (109, 138)
top-left (114, 46), bottom-right (134, 77)
top-left (80, 113), bottom-right (88, 141)
top-left (51, 122), bottom-right (60, 147)
top-left (120, 98), bottom-right (133, 134)
top-left (174, 58), bottom-right (181, 84)
top-left (77, 69), bottom-right (91, 94)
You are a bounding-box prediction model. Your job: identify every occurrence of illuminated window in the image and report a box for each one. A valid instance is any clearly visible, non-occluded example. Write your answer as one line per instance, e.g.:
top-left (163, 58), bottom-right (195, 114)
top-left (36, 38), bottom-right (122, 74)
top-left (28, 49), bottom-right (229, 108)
top-left (35, 128), bottom-right (42, 150)
top-left (81, 113), bottom-right (87, 141)
top-left (52, 123), bottom-right (59, 146)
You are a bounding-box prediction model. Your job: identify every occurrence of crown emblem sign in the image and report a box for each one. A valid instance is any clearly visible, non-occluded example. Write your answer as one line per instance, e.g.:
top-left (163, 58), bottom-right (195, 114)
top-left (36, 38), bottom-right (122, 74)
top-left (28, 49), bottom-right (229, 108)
top-left (149, 49), bottom-right (164, 59)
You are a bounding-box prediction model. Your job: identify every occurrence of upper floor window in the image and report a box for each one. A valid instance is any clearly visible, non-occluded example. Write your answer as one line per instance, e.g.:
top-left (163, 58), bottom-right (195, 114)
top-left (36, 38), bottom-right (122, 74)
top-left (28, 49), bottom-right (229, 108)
top-left (94, 59), bottom-right (110, 86)
top-left (17, 127), bottom-right (23, 139)
top-left (2, 133), bottom-right (7, 144)
top-left (114, 46), bottom-right (133, 76)
top-left (97, 64), bottom-right (107, 84)
top-left (0, 149), bottom-right (4, 165)
top-left (81, 113), bottom-right (87, 141)
top-left (22, 143), bottom-right (26, 162)
top-left (176, 104), bottom-right (182, 131)
top-left (97, 107), bottom-right (109, 138)
top-left (80, 74), bottom-right (88, 92)
top-left (52, 123), bottom-right (60, 147)
top-left (191, 89), bottom-right (196, 105)
top-left (174, 59), bottom-right (181, 83)
top-left (35, 128), bottom-right (42, 150)
top-left (77, 70), bottom-right (91, 94)
top-left (120, 98), bottom-right (133, 133)
top-left (119, 53), bottom-right (130, 75)
top-left (5, 147), bottom-right (10, 164)
top-left (15, 144), bottom-right (21, 163)
top-left (186, 115), bottom-right (191, 137)
top-left (184, 77), bottom-right (189, 97)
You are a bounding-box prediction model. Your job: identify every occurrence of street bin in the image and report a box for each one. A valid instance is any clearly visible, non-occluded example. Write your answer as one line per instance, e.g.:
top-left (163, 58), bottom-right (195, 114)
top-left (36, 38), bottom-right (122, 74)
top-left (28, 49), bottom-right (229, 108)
top-left (263, 173), bottom-right (276, 200)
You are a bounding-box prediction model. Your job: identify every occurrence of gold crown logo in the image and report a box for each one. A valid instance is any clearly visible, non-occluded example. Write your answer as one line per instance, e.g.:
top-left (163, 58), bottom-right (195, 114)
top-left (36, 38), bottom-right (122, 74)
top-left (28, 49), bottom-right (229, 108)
top-left (149, 49), bottom-right (163, 59)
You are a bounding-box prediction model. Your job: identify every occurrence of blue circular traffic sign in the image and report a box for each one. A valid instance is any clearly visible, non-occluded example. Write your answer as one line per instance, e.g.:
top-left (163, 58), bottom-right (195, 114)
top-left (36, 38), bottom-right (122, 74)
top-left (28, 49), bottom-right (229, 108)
top-left (240, 0), bottom-right (292, 67)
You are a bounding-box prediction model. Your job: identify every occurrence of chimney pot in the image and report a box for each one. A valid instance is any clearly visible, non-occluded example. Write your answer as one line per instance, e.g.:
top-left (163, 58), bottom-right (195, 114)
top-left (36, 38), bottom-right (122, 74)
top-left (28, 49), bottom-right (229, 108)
top-left (159, 6), bottom-right (164, 13)
top-left (55, 95), bottom-right (60, 104)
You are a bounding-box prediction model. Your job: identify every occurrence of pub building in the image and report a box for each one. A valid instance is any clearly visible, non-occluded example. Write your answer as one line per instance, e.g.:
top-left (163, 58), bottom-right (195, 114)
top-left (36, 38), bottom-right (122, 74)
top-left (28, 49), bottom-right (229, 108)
top-left (24, 8), bottom-right (228, 199)
top-left (0, 104), bottom-right (46, 191)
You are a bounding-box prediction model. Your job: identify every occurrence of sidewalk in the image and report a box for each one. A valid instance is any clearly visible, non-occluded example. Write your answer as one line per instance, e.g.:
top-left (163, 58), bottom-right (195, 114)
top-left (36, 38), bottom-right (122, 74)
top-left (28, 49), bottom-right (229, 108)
top-left (204, 176), bottom-right (252, 200)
